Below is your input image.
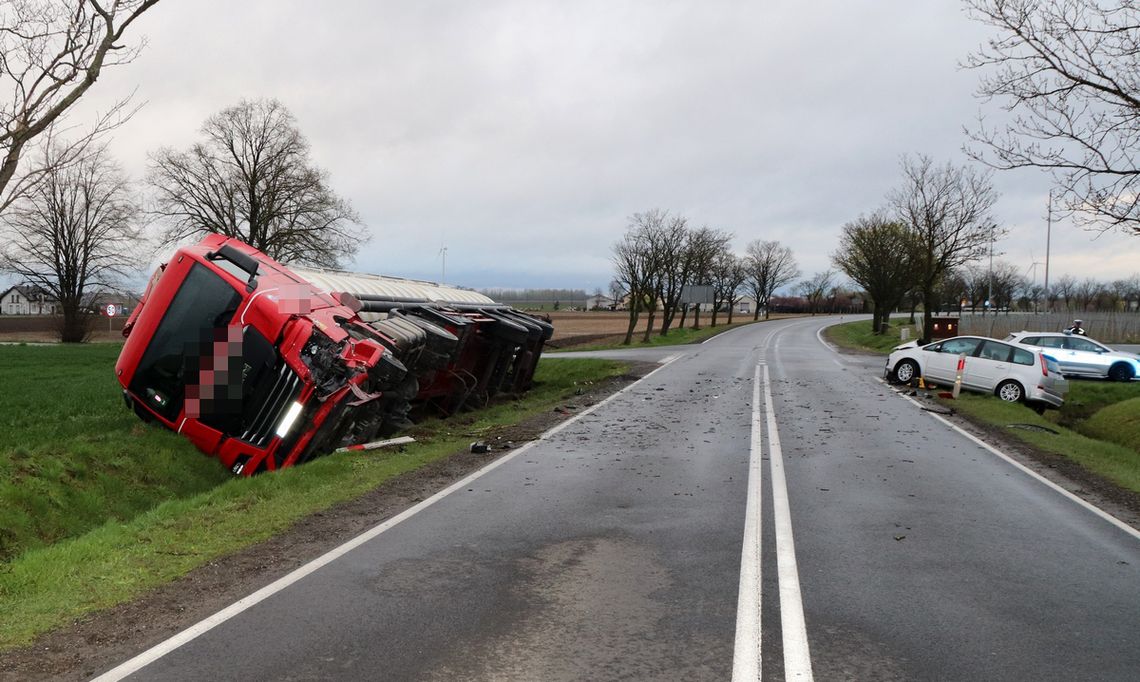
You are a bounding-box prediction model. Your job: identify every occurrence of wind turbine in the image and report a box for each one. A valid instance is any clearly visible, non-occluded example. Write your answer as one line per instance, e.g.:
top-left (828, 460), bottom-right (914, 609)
top-left (438, 244), bottom-right (447, 284)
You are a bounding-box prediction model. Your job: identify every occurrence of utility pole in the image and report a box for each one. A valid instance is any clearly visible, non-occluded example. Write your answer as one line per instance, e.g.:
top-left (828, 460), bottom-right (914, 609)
top-left (1044, 191), bottom-right (1052, 312)
top-left (987, 223), bottom-right (995, 316)
top-left (439, 244), bottom-right (447, 284)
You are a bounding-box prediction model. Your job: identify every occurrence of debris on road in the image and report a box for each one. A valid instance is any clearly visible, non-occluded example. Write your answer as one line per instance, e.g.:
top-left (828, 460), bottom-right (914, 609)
top-left (334, 436), bottom-right (416, 453)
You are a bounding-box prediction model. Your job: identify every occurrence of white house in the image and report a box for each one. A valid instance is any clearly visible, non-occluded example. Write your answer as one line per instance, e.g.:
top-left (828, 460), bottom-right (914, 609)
top-left (0, 285), bottom-right (57, 315)
top-left (585, 294), bottom-right (618, 310)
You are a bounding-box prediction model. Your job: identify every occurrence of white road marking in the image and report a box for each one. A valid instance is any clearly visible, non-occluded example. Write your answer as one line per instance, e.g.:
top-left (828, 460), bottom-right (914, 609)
top-left (90, 356), bottom-right (681, 681)
top-left (815, 326), bottom-right (840, 353)
top-left (731, 364), bottom-right (764, 680)
top-left (764, 364), bottom-right (814, 680)
top-left (877, 377), bottom-right (1140, 541)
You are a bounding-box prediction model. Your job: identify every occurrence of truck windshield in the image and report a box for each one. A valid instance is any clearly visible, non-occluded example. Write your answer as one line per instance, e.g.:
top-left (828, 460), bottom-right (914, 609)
top-left (129, 263), bottom-right (243, 421)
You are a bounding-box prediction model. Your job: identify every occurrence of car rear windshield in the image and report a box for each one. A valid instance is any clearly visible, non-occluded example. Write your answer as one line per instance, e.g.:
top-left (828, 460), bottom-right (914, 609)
top-left (129, 263), bottom-right (242, 421)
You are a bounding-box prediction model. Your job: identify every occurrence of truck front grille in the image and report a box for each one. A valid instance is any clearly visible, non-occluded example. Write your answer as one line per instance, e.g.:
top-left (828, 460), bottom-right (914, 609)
top-left (240, 363), bottom-right (302, 447)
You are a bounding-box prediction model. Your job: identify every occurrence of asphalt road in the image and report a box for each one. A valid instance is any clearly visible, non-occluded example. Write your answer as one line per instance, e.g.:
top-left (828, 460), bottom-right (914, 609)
top-left (97, 316), bottom-right (1140, 681)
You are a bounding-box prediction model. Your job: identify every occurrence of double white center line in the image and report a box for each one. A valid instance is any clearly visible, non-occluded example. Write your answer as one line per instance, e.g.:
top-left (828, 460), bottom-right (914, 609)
top-left (733, 362), bottom-right (814, 680)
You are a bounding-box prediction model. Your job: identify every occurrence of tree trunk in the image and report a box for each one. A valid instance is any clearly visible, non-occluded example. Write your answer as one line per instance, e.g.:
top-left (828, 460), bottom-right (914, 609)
top-left (922, 291), bottom-right (937, 341)
top-left (660, 303), bottom-right (675, 336)
top-left (58, 302), bottom-right (93, 343)
top-left (643, 307), bottom-right (657, 343)
top-left (623, 303), bottom-right (640, 345)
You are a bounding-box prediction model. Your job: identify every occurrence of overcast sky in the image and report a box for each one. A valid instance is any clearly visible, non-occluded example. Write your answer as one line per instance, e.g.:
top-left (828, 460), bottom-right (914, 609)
top-left (64, 0), bottom-right (1140, 293)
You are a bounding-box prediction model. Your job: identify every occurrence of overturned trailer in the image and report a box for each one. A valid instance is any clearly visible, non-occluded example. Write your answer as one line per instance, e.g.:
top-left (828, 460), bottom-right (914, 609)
top-left (115, 235), bottom-right (552, 475)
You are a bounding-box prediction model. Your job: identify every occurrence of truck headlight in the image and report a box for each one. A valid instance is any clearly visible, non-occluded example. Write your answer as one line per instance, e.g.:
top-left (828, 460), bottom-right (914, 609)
top-left (275, 401), bottom-right (304, 438)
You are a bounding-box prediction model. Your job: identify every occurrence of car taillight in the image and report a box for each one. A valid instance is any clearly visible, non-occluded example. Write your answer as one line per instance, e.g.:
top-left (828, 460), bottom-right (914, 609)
top-left (1040, 353), bottom-right (1049, 377)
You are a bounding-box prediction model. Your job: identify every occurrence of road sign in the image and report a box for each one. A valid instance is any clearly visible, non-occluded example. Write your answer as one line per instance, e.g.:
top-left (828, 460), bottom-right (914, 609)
top-left (681, 285), bottom-right (715, 305)
top-left (105, 304), bottom-right (117, 317)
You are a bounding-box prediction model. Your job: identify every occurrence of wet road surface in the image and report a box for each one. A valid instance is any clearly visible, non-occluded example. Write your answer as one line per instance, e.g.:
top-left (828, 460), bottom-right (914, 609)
top-left (97, 316), bottom-right (1140, 681)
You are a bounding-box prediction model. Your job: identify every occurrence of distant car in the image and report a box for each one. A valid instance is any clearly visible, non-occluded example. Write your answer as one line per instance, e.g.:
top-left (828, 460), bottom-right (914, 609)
top-left (1004, 331), bottom-right (1140, 382)
top-left (886, 335), bottom-right (1068, 409)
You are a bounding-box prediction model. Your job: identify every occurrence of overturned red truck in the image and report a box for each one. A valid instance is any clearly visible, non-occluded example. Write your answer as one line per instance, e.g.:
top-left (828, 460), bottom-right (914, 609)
top-left (115, 235), bottom-right (552, 475)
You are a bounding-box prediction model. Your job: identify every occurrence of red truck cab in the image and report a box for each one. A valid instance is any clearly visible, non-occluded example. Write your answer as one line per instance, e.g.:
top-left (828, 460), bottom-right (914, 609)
top-left (116, 235), bottom-right (400, 475)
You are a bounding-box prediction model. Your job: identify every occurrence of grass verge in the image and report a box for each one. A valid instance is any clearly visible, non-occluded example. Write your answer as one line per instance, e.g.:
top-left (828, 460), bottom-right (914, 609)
top-left (948, 393), bottom-right (1140, 493)
top-left (824, 317), bottom-right (920, 354)
top-left (0, 349), bottom-right (627, 651)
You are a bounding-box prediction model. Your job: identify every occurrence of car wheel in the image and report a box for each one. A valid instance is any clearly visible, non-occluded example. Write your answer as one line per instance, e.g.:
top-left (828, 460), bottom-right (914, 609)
top-left (894, 359), bottom-right (919, 384)
top-left (996, 380), bottom-right (1024, 403)
top-left (1108, 363), bottom-right (1135, 382)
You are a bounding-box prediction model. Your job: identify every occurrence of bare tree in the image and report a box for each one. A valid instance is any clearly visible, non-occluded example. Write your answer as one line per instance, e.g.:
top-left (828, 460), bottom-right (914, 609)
top-left (1118, 275), bottom-right (1140, 311)
top-left (0, 0), bottom-right (159, 213)
top-left (744, 239), bottom-right (800, 320)
top-left (964, 0), bottom-right (1140, 235)
top-left (148, 98), bottom-right (365, 267)
top-left (1053, 274), bottom-right (1077, 310)
top-left (831, 212), bottom-right (919, 334)
top-left (990, 261), bottom-right (1022, 311)
top-left (710, 250), bottom-right (748, 325)
top-left (1074, 277), bottom-right (1103, 311)
top-left (608, 278), bottom-right (624, 305)
top-left (935, 267), bottom-right (969, 314)
top-left (612, 216), bottom-right (657, 346)
top-left (0, 144), bottom-right (140, 341)
top-left (644, 211), bottom-right (688, 336)
top-left (797, 270), bottom-right (835, 315)
top-left (678, 226), bottom-right (732, 330)
top-left (889, 154), bottom-right (999, 340)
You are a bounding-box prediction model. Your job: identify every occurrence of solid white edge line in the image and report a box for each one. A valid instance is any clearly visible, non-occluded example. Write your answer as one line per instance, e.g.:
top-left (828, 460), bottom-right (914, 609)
top-left (815, 325), bottom-right (840, 354)
top-left (876, 377), bottom-right (1140, 541)
top-left (764, 365), bottom-right (814, 680)
top-left (731, 364), bottom-right (764, 681)
top-left (91, 355), bottom-right (681, 682)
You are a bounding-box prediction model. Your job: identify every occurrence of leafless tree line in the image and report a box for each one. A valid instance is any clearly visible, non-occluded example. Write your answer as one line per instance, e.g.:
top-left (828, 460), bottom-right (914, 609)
top-left (936, 266), bottom-right (1140, 316)
top-left (610, 209), bottom-right (799, 345)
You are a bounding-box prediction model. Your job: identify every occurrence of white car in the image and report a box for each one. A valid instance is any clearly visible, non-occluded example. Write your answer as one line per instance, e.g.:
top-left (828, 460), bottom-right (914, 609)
top-left (886, 335), bottom-right (1068, 409)
top-left (1004, 331), bottom-right (1140, 382)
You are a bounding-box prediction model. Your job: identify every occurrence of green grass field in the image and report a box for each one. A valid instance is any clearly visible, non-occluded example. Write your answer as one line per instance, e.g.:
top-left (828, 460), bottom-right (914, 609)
top-left (826, 318), bottom-right (1140, 494)
top-left (0, 344), bottom-right (627, 650)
